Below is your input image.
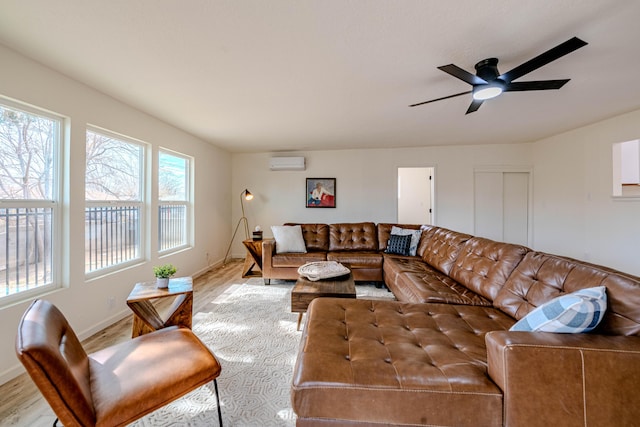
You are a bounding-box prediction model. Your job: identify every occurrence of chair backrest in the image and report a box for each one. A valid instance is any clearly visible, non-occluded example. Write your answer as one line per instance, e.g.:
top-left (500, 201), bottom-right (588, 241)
top-left (16, 299), bottom-right (96, 427)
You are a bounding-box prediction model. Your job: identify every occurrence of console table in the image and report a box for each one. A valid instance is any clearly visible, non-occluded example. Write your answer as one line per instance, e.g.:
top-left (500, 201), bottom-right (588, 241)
top-left (126, 276), bottom-right (193, 338)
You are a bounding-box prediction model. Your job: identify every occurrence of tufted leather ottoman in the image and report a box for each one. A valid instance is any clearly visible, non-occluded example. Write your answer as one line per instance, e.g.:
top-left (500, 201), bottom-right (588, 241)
top-left (292, 298), bottom-right (515, 427)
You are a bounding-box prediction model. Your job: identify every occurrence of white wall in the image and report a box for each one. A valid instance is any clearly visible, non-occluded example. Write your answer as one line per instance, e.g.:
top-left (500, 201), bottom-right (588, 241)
top-left (533, 108), bottom-right (640, 276)
top-left (229, 144), bottom-right (533, 256)
top-left (0, 45), bottom-right (232, 384)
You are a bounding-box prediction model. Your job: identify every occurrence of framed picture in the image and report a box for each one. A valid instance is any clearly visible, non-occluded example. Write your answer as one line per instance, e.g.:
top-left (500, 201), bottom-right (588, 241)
top-left (306, 178), bottom-right (336, 208)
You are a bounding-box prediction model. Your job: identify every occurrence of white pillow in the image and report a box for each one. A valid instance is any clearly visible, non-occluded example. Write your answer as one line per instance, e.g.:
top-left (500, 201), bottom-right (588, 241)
top-left (271, 225), bottom-right (307, 254)
top-left (391, 226), bottom-right (422, 256)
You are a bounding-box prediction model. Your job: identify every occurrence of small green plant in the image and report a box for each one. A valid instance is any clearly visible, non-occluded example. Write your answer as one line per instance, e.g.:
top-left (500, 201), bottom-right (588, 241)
top-left (153, 263), bottom-right (177, 279)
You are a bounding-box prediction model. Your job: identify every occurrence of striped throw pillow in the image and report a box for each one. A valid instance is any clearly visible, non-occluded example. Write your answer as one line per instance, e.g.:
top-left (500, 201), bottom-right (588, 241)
top-left (510, 286), bottom-right (607, 333)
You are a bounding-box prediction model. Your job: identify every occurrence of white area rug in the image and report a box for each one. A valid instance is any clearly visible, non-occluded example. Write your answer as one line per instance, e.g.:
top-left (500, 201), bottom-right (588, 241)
top-left (132, 279), bottom-right (394, 427)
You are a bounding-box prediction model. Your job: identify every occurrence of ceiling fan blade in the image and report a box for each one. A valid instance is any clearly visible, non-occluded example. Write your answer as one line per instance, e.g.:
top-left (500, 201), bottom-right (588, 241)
top-left (499, 37), bottom-right (587, 83)
top-left (409, 90), bottom-right (471, 107)
top-left (438, 64), bottom-right (487, 86)
top-left (505, 79), bottom-right (570, 91)
top-left (465, 99), bottom-right (484, 114)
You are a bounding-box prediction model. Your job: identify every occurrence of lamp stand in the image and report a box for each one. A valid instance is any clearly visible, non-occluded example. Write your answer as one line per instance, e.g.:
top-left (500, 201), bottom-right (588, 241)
top-left (223, 191), bottom-right (251, 265)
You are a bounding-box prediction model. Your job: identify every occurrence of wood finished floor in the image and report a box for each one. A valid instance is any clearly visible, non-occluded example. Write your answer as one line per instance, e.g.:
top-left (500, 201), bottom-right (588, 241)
top-left (0, 260), bottom-right (248, 427)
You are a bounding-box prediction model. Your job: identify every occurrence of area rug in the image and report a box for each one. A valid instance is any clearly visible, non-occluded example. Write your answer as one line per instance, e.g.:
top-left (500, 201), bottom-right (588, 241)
top-left (132, 279), bottom-right (394, 427)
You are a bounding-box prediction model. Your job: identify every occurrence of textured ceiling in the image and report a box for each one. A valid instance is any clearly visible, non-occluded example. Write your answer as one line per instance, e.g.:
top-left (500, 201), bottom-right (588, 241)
top-left (0, 0), bottom-right (639, 153)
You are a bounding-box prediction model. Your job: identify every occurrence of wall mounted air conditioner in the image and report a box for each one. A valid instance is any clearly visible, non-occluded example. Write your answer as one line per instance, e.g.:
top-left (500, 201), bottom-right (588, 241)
top-left (269, 156), bottom-right (306, 171)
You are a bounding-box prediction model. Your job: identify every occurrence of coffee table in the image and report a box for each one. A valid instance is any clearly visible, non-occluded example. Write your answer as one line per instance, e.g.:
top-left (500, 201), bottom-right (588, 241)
top-left (291, 269), bottom-right (355, 331)
top-left (126, 276), bottom-right (193, 338)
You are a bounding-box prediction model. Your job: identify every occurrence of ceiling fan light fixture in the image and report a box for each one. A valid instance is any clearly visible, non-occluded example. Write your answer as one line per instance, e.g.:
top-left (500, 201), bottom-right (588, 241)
top-left (472, 83), bottom-right (504, 100)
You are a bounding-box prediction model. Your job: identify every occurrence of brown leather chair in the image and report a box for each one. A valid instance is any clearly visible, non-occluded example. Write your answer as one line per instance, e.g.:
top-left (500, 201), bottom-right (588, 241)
top-left (16, 299), bottom-right (223, 427)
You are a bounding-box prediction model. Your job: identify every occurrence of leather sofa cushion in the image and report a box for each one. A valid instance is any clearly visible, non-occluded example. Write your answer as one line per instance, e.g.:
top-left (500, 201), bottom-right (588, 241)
top-left (382, 255), bottom-right (431, 285)
top-left (329, 222), bottom-right (378, 251)
top-left (327, 251), bottom-right (382, 269)
top-left (416, 225), bottom-right (437, 258)
top-left (449, 237), bottom-right (529, 302)
top-left (292, 298), bottom-right (513, 426)
top-left (421, 227), bottom-right (472, 276)
top-left (392, 269), bottom-right (492, 306)
top-left (285, 223), bottom-right (329, 251)
top-left (494, 252), bottom-right (640, 336)
top-left (272, 252), bottom-right (326, 268)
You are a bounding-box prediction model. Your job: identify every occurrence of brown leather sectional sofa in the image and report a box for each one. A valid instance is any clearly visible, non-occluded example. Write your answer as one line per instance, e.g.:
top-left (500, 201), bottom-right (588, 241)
top-left (262, 222), bottom-right (422, 284)
top-left (287, 222), bottom-right (640, 426)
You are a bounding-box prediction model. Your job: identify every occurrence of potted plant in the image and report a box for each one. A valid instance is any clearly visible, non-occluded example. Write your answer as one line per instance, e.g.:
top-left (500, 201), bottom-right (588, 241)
top-left (153, 263), bottom-right (177, 288)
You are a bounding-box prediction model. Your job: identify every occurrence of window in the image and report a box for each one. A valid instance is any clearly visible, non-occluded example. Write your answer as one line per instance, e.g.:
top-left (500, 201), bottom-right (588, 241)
top-left (85, 128), bottom-right (144, 274)
top-left (158, 150), bottom-right (190, 252)
top-left (0, 100), bottom-right (60, 299)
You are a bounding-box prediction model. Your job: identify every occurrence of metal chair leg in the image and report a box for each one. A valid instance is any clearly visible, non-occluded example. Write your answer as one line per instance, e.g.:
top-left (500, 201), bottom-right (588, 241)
top-left (53, 418), bottom-right (59, 427)
top-left (214, 378), bottom-right (223, 427)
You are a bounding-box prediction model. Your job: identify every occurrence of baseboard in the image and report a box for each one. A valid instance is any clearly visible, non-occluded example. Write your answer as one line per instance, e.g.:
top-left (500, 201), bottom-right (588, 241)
top-left (193, 259), bottom-right (223, 278)
top-left (77, 308), bottom-right (131, 342)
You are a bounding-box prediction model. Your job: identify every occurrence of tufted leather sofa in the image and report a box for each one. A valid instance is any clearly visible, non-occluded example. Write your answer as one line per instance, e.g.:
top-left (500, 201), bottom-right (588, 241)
top-left (291, 225), bottom-right (640, 426)
top-left (262, 222), bottom-right (423, 284)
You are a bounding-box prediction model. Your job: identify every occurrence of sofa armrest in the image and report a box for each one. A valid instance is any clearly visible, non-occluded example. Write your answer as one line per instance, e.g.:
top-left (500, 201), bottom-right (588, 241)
top-left (261, 240), bottom-right (276, 278)
top-left (486, 331), bottom-right (640, 427)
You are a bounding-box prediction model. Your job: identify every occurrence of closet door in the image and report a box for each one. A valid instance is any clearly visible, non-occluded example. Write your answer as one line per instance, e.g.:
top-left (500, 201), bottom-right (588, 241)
top-left (474, 171), bottom-right (530, 246)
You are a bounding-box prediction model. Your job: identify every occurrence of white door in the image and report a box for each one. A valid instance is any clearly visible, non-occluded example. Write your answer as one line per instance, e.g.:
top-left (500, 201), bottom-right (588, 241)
top-left (474, 170), bottom-right (530, 246)
top-left (397, 167), bottom-right (434, 224)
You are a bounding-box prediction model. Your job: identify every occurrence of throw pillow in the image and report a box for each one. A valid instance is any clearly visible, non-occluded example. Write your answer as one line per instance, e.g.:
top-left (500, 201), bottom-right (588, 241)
top-left (391, 226), bottom-right (422, 256)
top-left (384, 234), bottom-right (412, 256)
top-left (510, 286), bottom-right (607, 333)
top-left (271, 225), bottom-right (307, 254)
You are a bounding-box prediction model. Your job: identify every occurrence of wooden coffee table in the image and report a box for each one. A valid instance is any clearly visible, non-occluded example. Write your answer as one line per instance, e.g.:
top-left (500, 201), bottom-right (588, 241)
top-left (291, 269), bottom-right (355, 331)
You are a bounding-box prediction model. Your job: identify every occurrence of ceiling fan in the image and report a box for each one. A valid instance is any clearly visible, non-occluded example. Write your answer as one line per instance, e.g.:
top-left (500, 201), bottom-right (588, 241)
top-left (410, 36), bottom-right (588, 114)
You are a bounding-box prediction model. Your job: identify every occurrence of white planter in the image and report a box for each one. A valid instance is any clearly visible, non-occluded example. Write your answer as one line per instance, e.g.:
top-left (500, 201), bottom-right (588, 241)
top-left (156, 277), bottom-right (169, 289)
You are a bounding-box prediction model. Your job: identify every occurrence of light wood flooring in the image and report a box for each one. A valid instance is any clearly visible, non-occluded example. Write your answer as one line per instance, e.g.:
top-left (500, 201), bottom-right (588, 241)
top-left (0, 260), bottom-right (248, 427)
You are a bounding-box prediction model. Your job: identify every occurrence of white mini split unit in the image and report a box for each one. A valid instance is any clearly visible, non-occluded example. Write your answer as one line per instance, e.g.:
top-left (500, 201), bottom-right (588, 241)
top-left (269, 156), bottom-right (306, 171)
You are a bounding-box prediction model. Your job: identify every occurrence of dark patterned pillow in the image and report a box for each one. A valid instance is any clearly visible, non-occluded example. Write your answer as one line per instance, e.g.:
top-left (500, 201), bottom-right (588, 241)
top-left (384, 234), bottom-right (412, 256)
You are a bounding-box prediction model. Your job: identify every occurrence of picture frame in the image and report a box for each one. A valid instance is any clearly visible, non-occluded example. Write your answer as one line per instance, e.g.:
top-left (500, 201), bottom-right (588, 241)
top-left (306, 178), bottom-right (336, 208)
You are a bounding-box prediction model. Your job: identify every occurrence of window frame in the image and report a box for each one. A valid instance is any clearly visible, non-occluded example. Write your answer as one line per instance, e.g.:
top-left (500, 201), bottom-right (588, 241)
top-left (0, 97), bottom-right (63, 305)
top-left (84, 125), bottom-right (147, 278)
top-left (158, 148), bottom-right (193, 254)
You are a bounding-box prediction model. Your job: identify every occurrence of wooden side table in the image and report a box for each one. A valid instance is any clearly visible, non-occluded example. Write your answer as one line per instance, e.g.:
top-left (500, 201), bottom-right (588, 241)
top-left (242, 239), bottom-right (266, 278)
top-left (126, 276), bottom-right (193, 338)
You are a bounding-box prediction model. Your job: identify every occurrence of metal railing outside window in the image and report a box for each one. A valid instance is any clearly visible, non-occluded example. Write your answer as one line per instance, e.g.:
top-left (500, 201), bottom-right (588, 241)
top-left (1, 207), bottom-right (53, 296)
top-left (158, 204), bottom-right (187, 252)
top-left (158, 150), bottom-right (191, 253)
top-left (85, 205), bottom-right (140, 273)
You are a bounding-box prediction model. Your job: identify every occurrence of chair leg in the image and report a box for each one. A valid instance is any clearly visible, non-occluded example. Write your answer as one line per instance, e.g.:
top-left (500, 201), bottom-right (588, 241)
top-left (214, 378), bottom-right (223, 427)
top-left (53, 418), bottom-right (59, 427)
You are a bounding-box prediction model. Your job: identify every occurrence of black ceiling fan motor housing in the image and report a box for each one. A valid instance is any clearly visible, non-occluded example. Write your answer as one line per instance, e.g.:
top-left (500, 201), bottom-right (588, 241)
top-left (474, 58), bottom-right (501, 82)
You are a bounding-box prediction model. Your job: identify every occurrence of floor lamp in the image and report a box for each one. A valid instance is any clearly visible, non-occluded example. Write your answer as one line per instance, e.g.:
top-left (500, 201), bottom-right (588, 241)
top-left (223, 189), bottom-right (254, 265)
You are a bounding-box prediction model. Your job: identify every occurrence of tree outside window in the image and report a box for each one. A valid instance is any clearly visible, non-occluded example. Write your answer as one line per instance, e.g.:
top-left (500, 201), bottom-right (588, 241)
top-left (0, 101), bottom-right (59, 298)
top-left (158, 150), bottom-right (190, 252)
top-left (85, 128), bottom-right (144, 274)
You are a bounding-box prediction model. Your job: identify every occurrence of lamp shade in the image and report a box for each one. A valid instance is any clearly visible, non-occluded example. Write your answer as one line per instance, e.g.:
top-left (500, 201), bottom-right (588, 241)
top-left (243, 189), bottom-right (253, 200)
